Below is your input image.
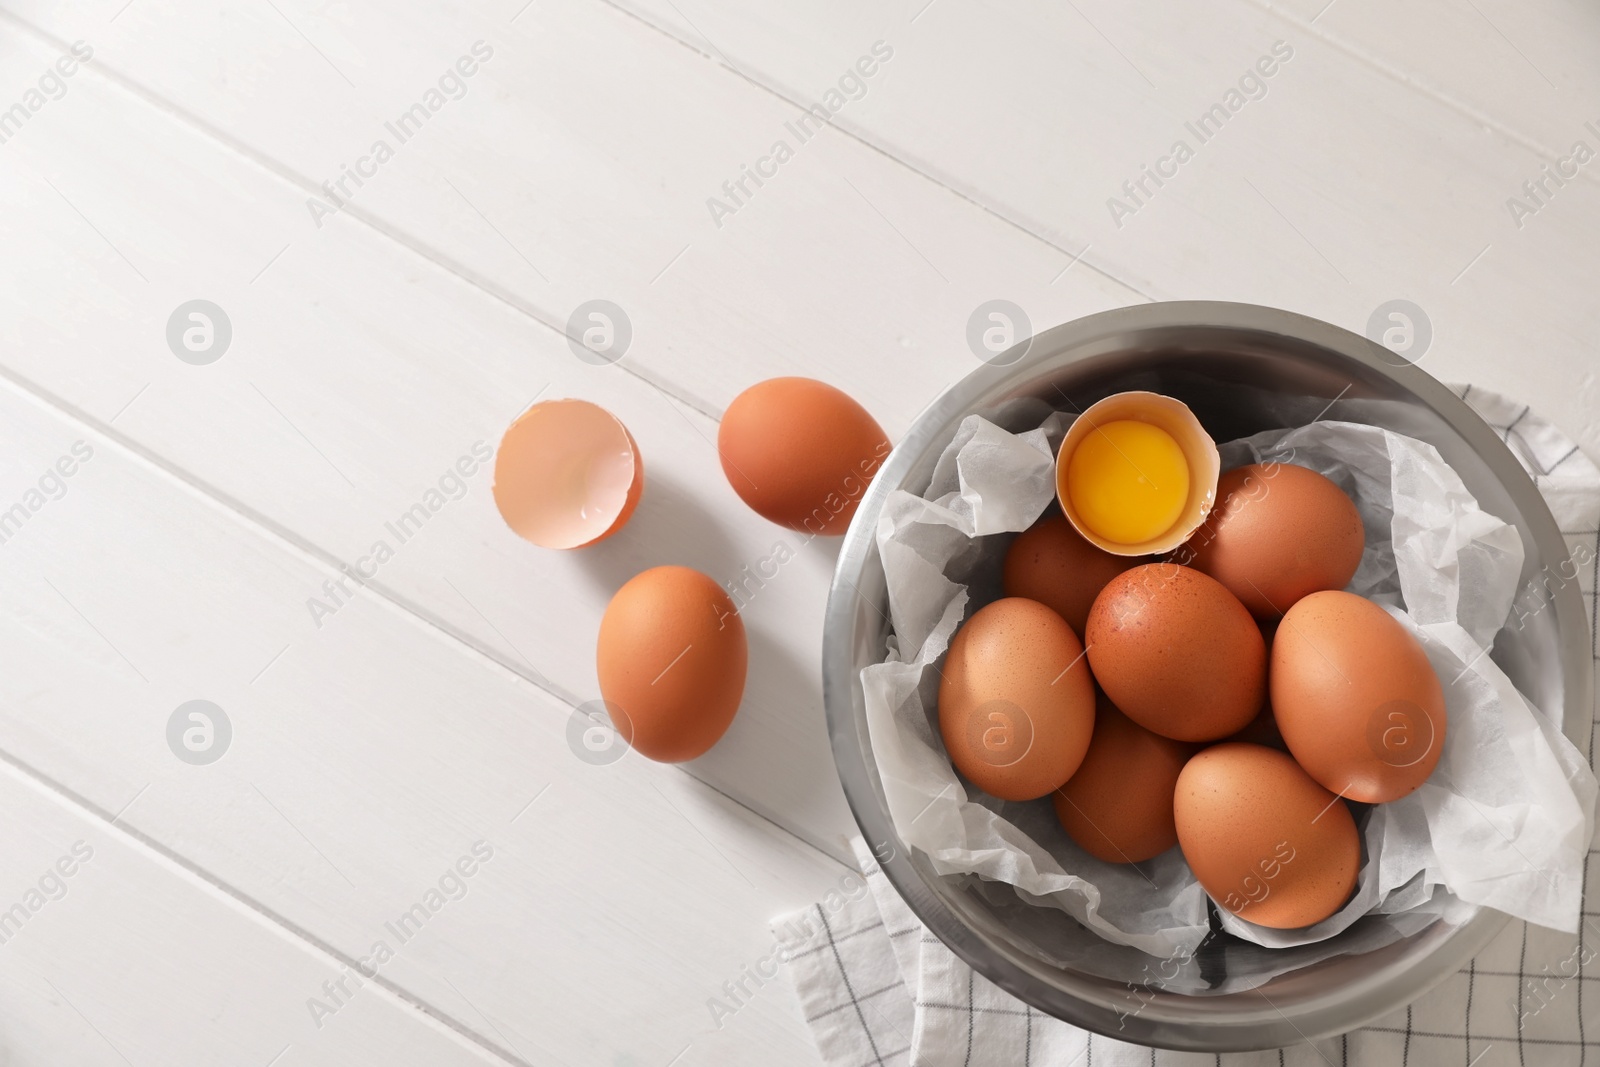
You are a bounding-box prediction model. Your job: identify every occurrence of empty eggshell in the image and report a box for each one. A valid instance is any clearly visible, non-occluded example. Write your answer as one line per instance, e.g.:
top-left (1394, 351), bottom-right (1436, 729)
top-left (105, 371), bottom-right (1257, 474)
top-left (596, 566), bottom-right (747, 762)
top-left (1271, 590), bottom-right (1447, 803)
top-left (1055, 392), bottom-right (1220, 557)
top-left (1002, 513), bottom-right (1144, 635)
top-left (1053, 695), bottom-right (1194, 863)
top-left (1175, 743), bottom-right (1361, 929)
top-left (718, 377), bottom-right (891, 536)
top-left (493, 398), bottom-right (643, 550)
top-left (1180, 463), bottom-right (1365, 618)
top-left (938, 598), bottom-right (1096, 801)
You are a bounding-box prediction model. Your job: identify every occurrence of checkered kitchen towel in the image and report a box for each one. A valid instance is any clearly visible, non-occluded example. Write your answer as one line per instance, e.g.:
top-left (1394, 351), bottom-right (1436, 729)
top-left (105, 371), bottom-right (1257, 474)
top-left (775, 387), bottom-right (1600, 1066)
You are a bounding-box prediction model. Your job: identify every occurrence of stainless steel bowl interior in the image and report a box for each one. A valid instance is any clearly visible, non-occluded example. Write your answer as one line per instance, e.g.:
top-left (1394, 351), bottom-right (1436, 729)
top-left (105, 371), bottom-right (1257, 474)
top-left (822, 301), bottom-right (1593, 1051)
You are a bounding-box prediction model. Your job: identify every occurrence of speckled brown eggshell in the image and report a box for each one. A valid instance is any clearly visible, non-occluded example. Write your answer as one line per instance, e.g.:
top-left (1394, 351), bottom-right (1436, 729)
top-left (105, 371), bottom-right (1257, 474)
top-left (938, 598), bottom-right (1096, 801)
top-left (1053, 695), bottom-right (1195, 863)
top-left (1271, 590), bottom-right (1447, 803)
top-left (1175, 743), bottom-right (1361, 929)
top-left (1085, 564), bottom-right (1266, 742)
top-left (1181, 463), bottom-right (1365, 619)
top-left (1003, 513), bottom-right (1145, 636)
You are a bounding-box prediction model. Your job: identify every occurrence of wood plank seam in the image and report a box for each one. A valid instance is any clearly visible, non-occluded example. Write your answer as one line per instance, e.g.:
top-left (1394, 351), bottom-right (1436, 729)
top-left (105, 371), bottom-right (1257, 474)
top-left (596, 0), bottom-right (1600, 294)
top-left (3, 0), bottom-right (1583, 880)
top-left (0, 6), bottom-right (1051, 868)
top-left (0, 8), bottom-right (733, 424)
top-left (0, 349), bottom-right (860, 874)
top-left (1238, 0), bottom-right (1593, 170)
top-left (590, 0), bottom-right (1158, 302)
top-left (0, 740), bottom-right (531, 1067)
top-left (0, 368), bottom-right (861, 1059)
top-left (0, 3), bottom-right (1159, 334)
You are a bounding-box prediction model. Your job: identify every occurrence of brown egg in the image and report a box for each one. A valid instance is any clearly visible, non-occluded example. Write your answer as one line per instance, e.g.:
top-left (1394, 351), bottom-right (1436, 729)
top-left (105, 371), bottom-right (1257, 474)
top-left (718, 377), bottom-right (892, 536)
top-left (596, 566), bottom-right (747, 762)
top-left (1180, 463), bottom-right (1364, 619)
top-left (1053, 696), bottom-right (1193, 863)
top-left (938, 598), bottom-right (1096, 801)
top-left (1272, 591), bottom-right (1447, 803)
top-left (1003, 514), bottom-right (1143, 635)
top-left (1085, 564), bottom-right (1266, 742)
top-left (1175, 743), bottom-right (1360, 929)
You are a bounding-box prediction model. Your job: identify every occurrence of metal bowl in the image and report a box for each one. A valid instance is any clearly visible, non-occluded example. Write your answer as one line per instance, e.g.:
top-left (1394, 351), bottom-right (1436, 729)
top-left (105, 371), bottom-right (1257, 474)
top-left (822, 301), bottom-right (1592, 1050)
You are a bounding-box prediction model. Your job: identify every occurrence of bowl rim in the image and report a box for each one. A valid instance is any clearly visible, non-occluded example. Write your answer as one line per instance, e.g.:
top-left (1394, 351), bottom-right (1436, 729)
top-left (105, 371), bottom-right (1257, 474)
top-left (821, 299), bottom-right (1593, 1051)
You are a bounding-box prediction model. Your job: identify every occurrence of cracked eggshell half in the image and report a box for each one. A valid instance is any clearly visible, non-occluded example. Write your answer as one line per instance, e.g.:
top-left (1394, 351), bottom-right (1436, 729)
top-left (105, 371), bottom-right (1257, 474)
top-left (493, 398), bottom-right (643, 550)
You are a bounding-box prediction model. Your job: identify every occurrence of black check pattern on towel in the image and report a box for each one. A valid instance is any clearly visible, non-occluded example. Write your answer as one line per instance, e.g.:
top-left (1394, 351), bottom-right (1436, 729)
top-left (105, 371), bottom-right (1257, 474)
top-left (774, 387), bottom-right (1600, 1066)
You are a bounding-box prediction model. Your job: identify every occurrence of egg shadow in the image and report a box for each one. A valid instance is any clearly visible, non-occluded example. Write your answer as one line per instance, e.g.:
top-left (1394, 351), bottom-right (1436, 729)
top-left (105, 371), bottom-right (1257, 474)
top-left (799, 529), bottom-right (844, 572)
top-left (693, 622), bottom-right (850, 827)
top-left (570, 467), bottom-right (744, 593)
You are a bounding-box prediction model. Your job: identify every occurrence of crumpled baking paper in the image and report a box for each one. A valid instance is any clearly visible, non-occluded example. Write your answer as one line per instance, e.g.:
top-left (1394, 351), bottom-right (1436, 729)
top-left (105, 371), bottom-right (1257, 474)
top-left (862, 411), bottom-right (1596, 960)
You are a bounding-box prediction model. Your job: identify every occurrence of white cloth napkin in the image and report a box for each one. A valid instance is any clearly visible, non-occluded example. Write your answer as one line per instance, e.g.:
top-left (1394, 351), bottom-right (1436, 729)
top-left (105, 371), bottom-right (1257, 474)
top-left (776, 386), bottom-right (1600, 1066)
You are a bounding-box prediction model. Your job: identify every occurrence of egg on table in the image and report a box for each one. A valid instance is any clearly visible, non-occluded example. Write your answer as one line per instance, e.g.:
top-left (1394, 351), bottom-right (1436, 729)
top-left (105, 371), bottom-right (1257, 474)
top-left (595, 566), bottom-right (747, 762)
top-left (717, 377), bottom-right (891, 536)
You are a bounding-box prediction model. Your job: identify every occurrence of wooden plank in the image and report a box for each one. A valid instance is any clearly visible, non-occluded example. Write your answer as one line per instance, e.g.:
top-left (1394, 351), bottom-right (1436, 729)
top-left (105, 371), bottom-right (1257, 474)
top-left (0, 372), bottom-right (843, 1065)
top-left (0, 757), bottom-right (516, 1066)
top-left (0, 14), bottom-right (865, 857)
top-left (1254, 0), bottom-right (1599, 156)
top-left (577, 0), bottom-right (1600, 456)
top-left (0, 7), bottom-right (1145, 857)
top-left (8, 0), bottom-right (1591, 449)
top-left (0, 0), bottom-right (1141, 424)
top-left (0, 13), bottom-right (869, 1055)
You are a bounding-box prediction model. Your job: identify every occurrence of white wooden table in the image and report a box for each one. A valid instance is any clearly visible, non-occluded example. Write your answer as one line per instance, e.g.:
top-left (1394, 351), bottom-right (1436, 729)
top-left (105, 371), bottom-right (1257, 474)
top-left (0, 0), bottom-right (1594, 1063)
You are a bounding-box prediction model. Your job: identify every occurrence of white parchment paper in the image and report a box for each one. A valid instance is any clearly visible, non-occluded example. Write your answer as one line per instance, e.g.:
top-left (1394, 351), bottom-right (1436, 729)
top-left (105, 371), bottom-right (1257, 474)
top-left (863, 413), bottom-right (1597, 956)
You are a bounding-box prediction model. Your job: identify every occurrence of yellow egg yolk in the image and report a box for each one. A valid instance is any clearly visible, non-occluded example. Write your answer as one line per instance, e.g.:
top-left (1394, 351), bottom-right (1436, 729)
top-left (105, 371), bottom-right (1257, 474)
top-left (1065, 419), bottom-right (1190, 545)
